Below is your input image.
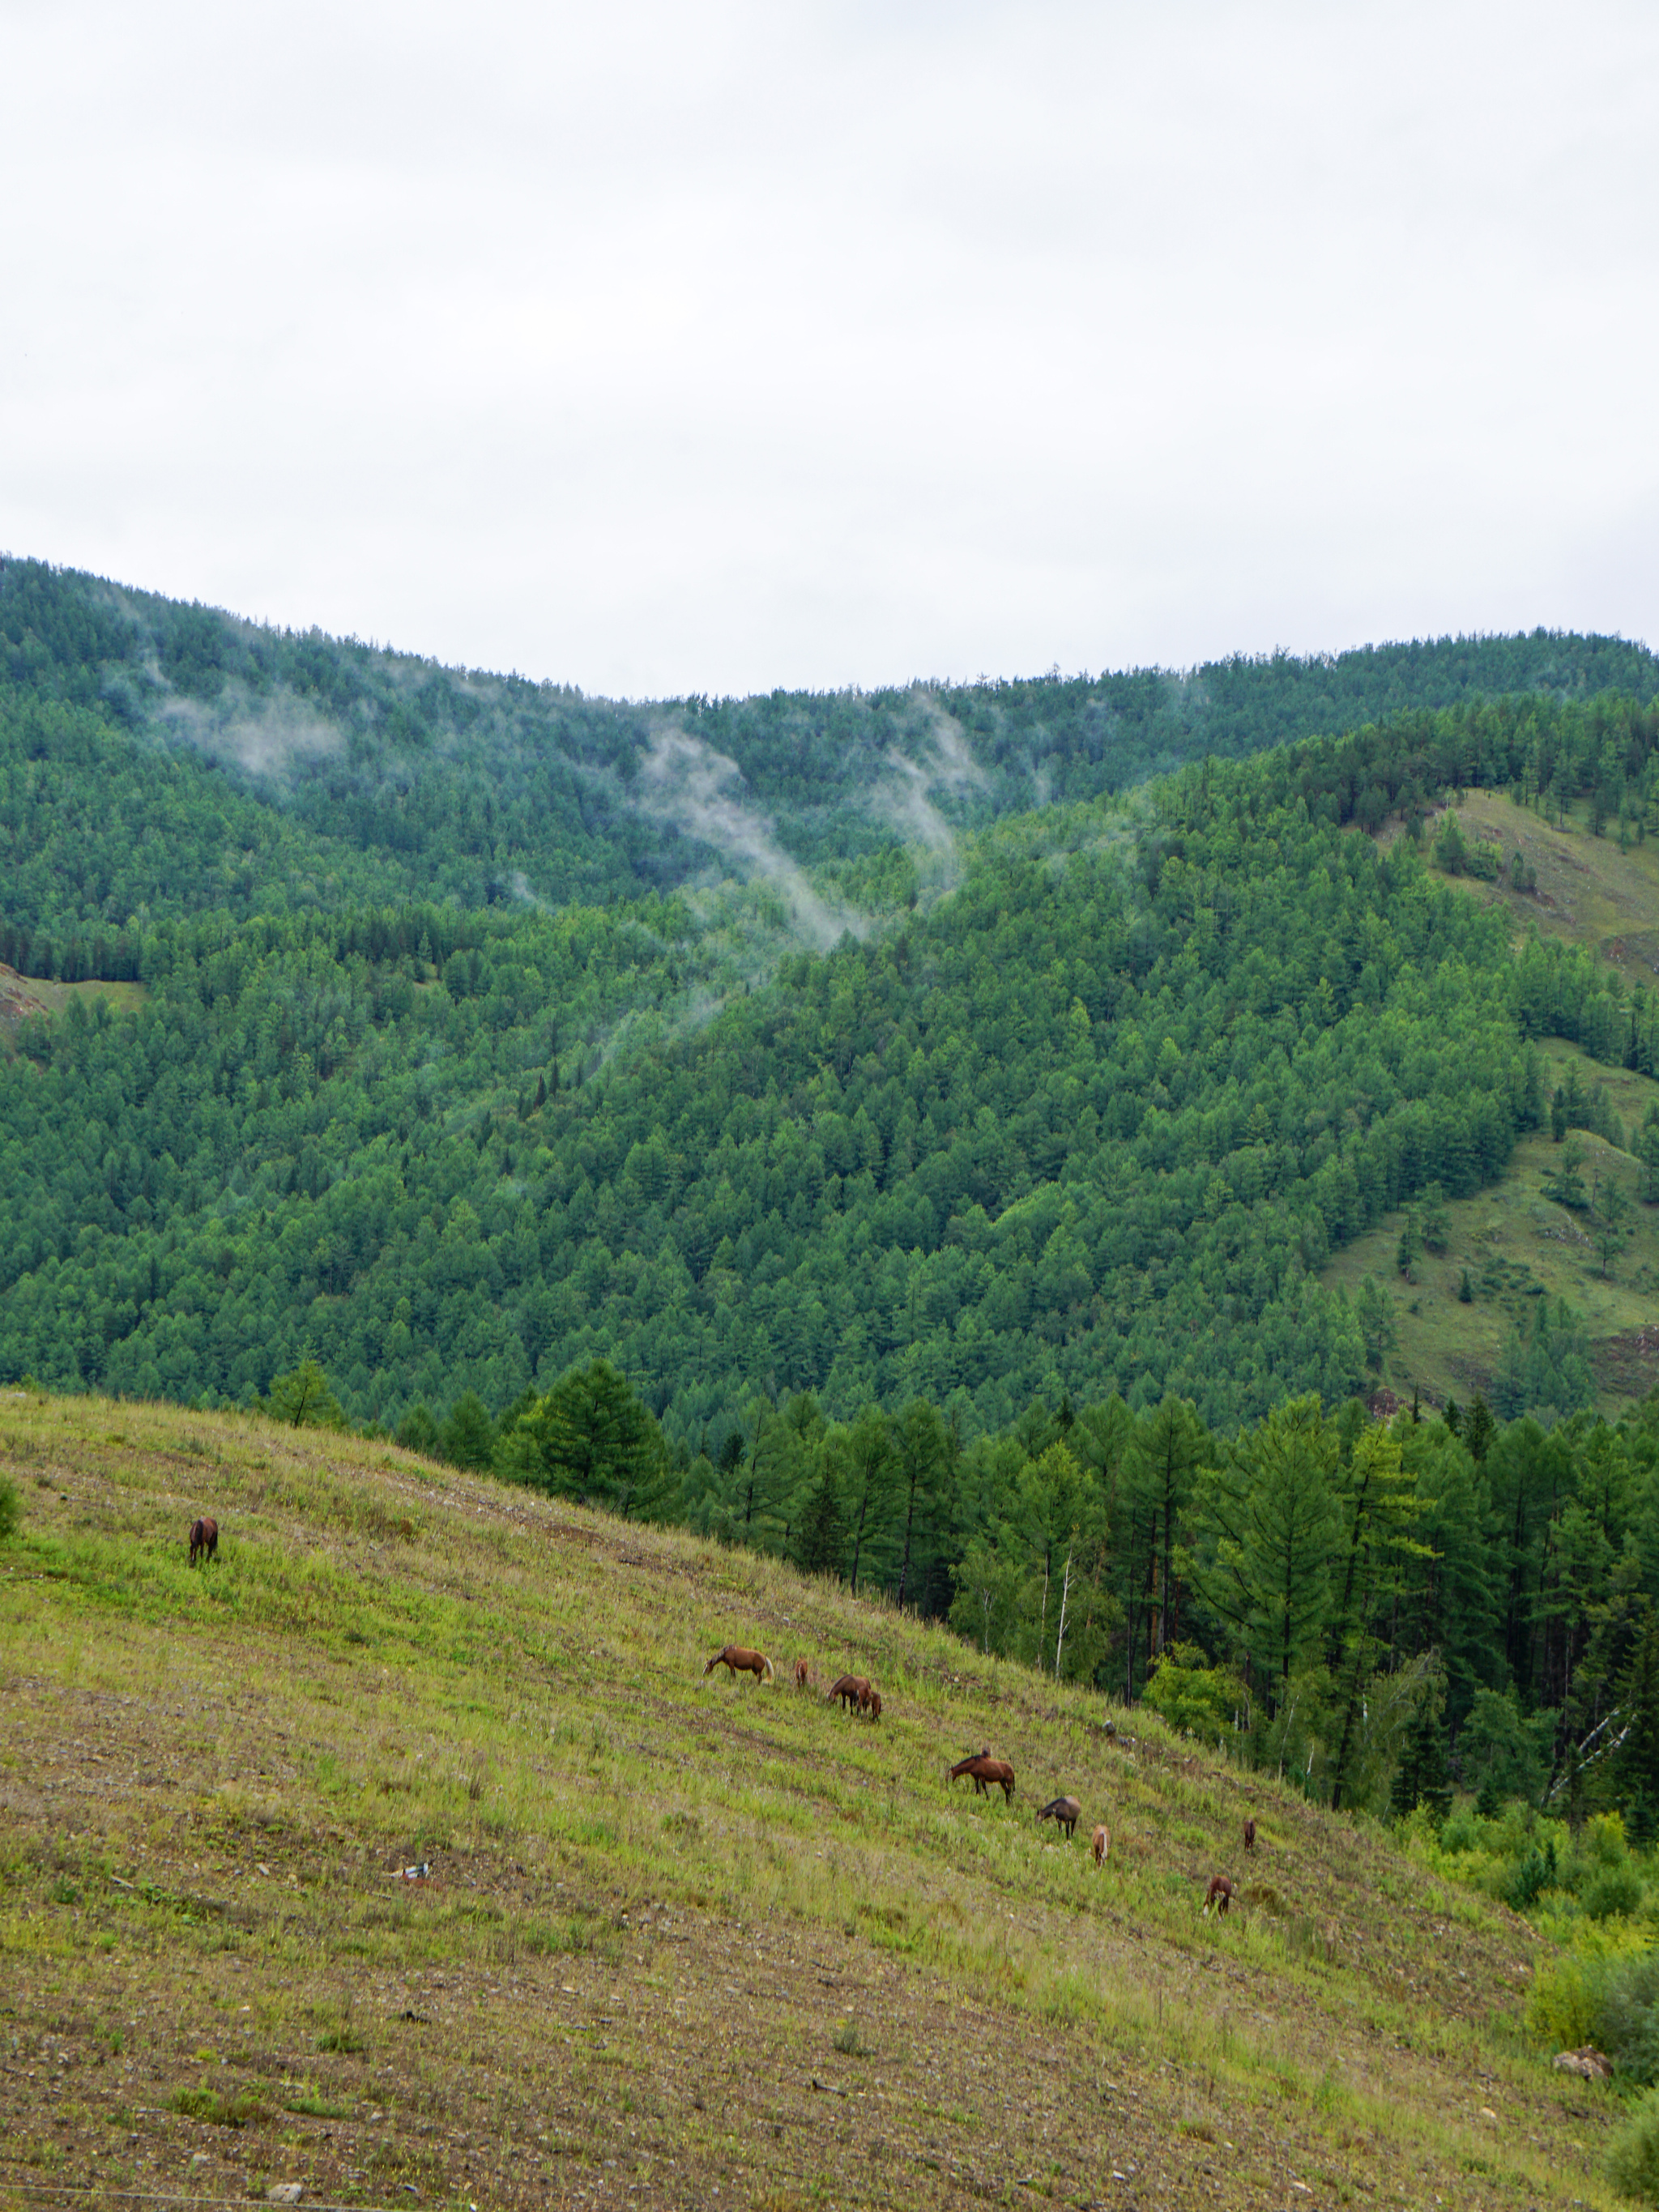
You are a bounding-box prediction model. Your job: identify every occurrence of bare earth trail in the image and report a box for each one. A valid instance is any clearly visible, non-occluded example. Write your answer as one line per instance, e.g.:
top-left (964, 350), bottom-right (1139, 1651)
top-left (0, 1398), bottom-right (1621, 2209)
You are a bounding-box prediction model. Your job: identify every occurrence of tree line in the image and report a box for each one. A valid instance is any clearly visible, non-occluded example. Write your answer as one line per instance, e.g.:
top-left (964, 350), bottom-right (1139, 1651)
top-left (261, 1343), bottom-right (1659, 1833)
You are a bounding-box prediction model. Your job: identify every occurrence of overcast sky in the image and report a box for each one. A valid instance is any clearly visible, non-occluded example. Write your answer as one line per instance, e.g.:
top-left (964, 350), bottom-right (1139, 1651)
top-left (2, 1), bottom-right (1655, 699)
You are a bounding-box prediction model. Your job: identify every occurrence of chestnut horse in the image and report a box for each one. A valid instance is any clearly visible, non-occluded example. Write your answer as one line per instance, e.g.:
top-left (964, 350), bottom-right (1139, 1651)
top-left (1202, 1873), bottom-right (1236, 1916)
top-left (827, 1673), bottom-right (869, 1712)
top-left (862, 1688), bottom-right (882, 1720)
top-left (794, 1657), bottom-right (812, 1690)
top-left (1036, 1795), bottom-right (1081, 1838)
top-left (704, 1645), bottom-right (774, 1683)
top-left (949, 1753), bottom-right (1016, 1804)
top-left (189, 1515), bottom-right (218, 1567)
top-left (1091, 1824), bottom-right (1110, 1867)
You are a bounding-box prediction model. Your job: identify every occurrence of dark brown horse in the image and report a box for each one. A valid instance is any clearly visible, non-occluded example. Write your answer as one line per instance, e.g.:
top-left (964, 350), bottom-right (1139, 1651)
top-left (1203, 1873), bottom-right (1236, 1916)
top-left (862, 1688), bottom-right (882, 1720)
top-left (949, 1753), bottom-right (1016, 1804)
top-left (1036, 1795), bottom-right (1081, 1838)
top-left (1243, 1817), bottom-right (1256, 1852)
top-left (188, 1515), bottom-right (218, 1567)
top-left (827, 1673), bottom-right (870, 1712)
top-left (704, 1644), bottom-right (774, 1682)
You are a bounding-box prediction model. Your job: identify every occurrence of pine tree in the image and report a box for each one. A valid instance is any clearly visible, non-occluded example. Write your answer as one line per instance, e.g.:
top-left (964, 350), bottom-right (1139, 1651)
top-left (793, 1477), bottom-right (847, 1579)
top-left (1465, 1395), bottom-right (1495, 1462)
top-left (1391, 1669), bottom-right (1452, 1821)
top-left (396, 1401), bottom-right (439, 1455)
top-left (439, 1389), bottom-right (497, 1473)
top-left (265, 1357), bottom-right (344, 1430)
top-left (506, 1361), bottom-right (667, 1520)
top-left (1614, 1609), bottom-right (1659, 1837)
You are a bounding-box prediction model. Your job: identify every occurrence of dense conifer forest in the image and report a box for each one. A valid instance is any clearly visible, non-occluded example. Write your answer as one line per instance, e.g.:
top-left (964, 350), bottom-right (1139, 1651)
top-left (8, 553), bottom-right (1659, 1827)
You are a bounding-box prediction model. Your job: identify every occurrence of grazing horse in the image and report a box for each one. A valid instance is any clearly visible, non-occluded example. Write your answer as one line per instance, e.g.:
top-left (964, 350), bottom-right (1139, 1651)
top-left (1036, 1795), bottom-right (1081, 1839)
top-left (188, 1515), bottom-right (218, 1567)
top-left (1091, 1824), bottom-right (1110, 1867)
top-left (949, 1753), bottom-right (1016, 1804)
top-left (1243, 1817), bottom-right (1256, 1852)
top-left (862, 1688), bottom-right (882, 1720)
top-left (1202, 1873), bottom-right (1236, 1917)
top-left (703, 1644), bottom-right (774, 1683)
top-left (827, 1673), bottom-right (870, 1712)
top-left (794, 1657), bottom-right (812, 1691)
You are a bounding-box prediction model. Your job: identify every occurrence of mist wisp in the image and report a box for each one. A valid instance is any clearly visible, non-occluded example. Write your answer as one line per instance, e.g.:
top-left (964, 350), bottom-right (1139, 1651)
top-left (872, 694), bottom-right (990, 884)
top-left (150, 678), bottom-right (345, 778)
top-left (635, 727), bottom-right (868, 950)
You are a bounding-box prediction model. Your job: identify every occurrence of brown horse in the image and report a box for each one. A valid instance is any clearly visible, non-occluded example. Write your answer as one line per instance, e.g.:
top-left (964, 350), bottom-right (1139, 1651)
top-left (704, 1644), bottom-right (774, 1683)
top-left (827, 1673), bottom-right (870, 1712)
top-left (1091, 1824), bottom-right (1110, 1867)
top-left (188, 1515), bottom-right (218, 1567)
top-left (794, 1657), bottom-right (812, 1691)
top-left (1243, 1817), bottom-right (1256, 1852)
top-left (862, 1688), bottom-right (882, 1720)
top-left (1202, 1873), bottom-right (1235, 1917)
top-left (949, 1753), bottom-right (1016, 1804)
top-left (1036, 1795), bottom-right (1081, 1838)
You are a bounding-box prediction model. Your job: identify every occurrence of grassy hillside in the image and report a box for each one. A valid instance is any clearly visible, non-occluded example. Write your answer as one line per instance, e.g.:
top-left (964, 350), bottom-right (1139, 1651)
top-left (0, 962), bottom-right (144, 1051)
top-left (0, 1394), bottom-right (1623, 2209)
top-left (1324, 1042), bottom-right (1659, 1413)
top-left (1396, 788), bottom-right (1659, 988)
top-left (1320, 793), bottom-right (1659, 1413)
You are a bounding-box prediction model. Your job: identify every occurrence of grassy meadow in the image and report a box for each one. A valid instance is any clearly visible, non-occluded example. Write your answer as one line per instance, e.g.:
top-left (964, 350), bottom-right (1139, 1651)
top-left (0, 1394), bottom-right (1630, 2209)
top-left (1323, 1039), bottom-right (1659, 1414)
top-left (1322, 791), bottom-right (1659, 1413)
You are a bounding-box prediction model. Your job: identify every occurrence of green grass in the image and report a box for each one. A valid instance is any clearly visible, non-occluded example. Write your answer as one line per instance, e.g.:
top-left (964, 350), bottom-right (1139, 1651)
top-left (1325, 791), bottom-right (1659, 1410)
top-left (1405, 786), bottom-right (1659, 983)
top-left (0, 967), bottom-right (147, 1051)
top-left (1323, 1038), bottom-right (1659, 1413)
top-left (0, 1394), bottom-right (1631, 2207)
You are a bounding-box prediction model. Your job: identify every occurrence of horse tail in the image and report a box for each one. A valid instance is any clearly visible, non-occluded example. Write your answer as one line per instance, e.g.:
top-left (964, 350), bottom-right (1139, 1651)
top-left (761, 1655), bottom-right (774, 1681)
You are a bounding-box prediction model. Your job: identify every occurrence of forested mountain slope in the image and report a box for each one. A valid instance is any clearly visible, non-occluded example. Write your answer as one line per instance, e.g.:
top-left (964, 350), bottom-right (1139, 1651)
top-left (5, 685), bottom-right (1657, 1448)
top-left (13, 567), bottom-right (1659, 1863)
top-left (4, 552), bottom-right (1654, 955)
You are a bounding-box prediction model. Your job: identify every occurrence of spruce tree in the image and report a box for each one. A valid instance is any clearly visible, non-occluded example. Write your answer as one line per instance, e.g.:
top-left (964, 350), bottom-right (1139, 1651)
top-left (439, 1390), bottom-right (497, 1473)
top-left (1391, 1675), bottom-right (1452, 1822)
top-left (1614, 1609), bottom-right (1659, 1840)
top-left (1465, 1394), bottom-right (1495, 1463)
top-left (793, 1477), bottom-right (847, 1579)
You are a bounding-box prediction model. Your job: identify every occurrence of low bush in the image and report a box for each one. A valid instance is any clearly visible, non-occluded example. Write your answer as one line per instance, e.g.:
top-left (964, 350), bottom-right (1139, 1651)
top-left (1609, 2088), bottom-right (1659, 2204)
top-left (1585, 1865), bottom-right (1645, 1921)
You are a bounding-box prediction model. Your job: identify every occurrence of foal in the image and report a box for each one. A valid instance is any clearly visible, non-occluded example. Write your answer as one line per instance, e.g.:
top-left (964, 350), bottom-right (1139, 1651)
top-left (1091, 1824), bottom-right (1110, 1867)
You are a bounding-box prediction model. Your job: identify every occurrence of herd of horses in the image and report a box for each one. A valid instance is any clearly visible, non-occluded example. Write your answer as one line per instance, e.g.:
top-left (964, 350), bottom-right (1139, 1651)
top-left (185, 1519), bottom-right (1253, 1915)
top-left (705, 1639), bottom-right (1260, 1913)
